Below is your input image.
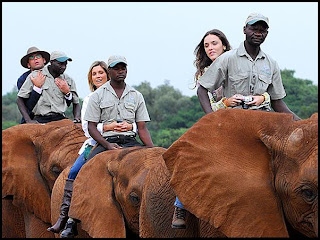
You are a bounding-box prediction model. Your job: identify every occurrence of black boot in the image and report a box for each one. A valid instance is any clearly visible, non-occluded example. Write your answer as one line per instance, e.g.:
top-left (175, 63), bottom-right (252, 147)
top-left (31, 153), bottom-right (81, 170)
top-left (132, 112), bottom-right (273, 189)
top-left (60, 218), bottom-right (78, 238)
top-left (47, 179), bottom-right (74, 233)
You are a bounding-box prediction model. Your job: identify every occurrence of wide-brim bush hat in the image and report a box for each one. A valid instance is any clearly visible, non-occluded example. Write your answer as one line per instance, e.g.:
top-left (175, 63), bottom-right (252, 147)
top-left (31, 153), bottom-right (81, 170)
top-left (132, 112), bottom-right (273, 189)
top-left (20, 46), bottom-right (50, 68)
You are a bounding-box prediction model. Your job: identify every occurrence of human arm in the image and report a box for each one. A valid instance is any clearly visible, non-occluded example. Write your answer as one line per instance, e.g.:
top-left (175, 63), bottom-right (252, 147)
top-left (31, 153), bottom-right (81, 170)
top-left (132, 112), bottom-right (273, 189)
top-left (197, 85), bottom-right (213, 114)
top-left (16, 96), bottom-right (38, 123)
top-left (17, 71), bottom-right (43, 113)
top-left (88, 121), bottom-right (122, 150)
top-left (136, 122), bottom-right (154, 147)
top-left (54, 77), bottom-right (72, 106)
top-left (72, 102), bottom-right (81, 122)
top-left (271, 99), bottom-right (301, 121)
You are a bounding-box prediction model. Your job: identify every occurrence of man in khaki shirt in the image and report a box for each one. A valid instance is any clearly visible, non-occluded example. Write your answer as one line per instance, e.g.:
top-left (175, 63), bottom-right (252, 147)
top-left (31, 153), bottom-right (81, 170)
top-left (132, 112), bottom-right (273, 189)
top-left (197, 13), bottom-right (300, 120)
top-left (60, 55), bottom-right (154, 237)
top-left (17, 51), bottom-right (81, 123)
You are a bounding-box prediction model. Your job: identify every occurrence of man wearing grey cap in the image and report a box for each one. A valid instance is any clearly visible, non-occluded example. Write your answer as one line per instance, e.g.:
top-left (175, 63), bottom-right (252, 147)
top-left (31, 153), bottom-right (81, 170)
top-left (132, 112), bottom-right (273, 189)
top-left (17, 50), bottom-right (81, 123)
top-left (197, 12), bottom-right (300, 120)
top-left (60, 55), bottom-right (154, 237)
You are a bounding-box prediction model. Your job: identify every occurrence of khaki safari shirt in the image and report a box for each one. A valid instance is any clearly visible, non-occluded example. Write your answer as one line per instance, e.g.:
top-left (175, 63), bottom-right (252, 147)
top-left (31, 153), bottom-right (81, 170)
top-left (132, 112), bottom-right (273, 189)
top-left (84, 81), bottom-right (150, 138)
top-left (17, 65), bottom-right (79, 116)
top-left (198, 42), bottom-right (286, 110)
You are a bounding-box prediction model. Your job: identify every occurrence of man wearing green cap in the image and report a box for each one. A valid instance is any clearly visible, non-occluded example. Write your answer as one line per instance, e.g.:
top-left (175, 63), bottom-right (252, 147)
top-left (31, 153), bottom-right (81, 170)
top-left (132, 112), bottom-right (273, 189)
top-left (17, 50), bottom-right (81, 123)
top-left (197, 12), bottom-right (300, 120)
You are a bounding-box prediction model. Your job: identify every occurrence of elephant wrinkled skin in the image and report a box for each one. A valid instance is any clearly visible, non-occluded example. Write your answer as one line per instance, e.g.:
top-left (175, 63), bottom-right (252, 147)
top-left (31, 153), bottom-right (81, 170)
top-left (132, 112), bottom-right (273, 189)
top-left (61, 146), bottom-right (222, 237)
top-left (2, 119), bottom-right (87, 238)
top-left (163, 109), bottom-right (318, 238)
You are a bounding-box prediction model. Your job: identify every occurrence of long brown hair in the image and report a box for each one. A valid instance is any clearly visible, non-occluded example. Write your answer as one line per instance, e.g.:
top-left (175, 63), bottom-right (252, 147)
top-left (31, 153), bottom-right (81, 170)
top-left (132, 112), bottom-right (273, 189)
top-left (87, 61), bottom-right (109, 92)
top-left (193, 29), bottom-right (231, 88)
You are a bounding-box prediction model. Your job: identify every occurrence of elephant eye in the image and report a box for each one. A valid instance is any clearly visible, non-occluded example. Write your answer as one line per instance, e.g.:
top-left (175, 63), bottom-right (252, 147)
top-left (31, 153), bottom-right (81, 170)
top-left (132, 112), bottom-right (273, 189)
top-left (300, 186), bottom-right (317, 202)
top-left (51, 165), bottom-right (62, 177)
top-left (129, 192), bottom-right (140, 206)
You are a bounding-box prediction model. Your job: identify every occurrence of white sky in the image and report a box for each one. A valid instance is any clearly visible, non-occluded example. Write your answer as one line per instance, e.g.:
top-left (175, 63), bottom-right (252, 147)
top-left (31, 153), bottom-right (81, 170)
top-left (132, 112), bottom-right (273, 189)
top-left (2, 2), bottom-right (318, 98)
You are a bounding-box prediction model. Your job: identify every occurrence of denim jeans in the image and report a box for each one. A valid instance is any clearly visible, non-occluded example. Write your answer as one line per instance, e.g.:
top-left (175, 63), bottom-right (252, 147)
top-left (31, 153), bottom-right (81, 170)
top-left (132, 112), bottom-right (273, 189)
top-left (174, 196), bottom-right (184, 209)
top-left (68, 152), bottom-right (86, 180)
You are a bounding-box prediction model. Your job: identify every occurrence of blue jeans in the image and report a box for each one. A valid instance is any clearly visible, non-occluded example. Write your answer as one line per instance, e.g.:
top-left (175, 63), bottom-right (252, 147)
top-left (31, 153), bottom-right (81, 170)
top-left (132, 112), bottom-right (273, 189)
top-left (68, 152), bottom-right (86, 180)
top-left (174, 196), bottom-right (184, 209)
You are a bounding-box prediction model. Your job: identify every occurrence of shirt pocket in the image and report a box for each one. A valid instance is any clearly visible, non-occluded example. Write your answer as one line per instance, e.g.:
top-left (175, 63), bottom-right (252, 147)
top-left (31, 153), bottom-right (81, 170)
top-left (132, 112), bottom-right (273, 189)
top-left (255, 74), bottom-right (272, 94)
top-left (229, 73), bottom-right (248, 95)
top-left (99, 101), bottom-right (115, 120)
top-left (123, 101), bottom-right (135, 119)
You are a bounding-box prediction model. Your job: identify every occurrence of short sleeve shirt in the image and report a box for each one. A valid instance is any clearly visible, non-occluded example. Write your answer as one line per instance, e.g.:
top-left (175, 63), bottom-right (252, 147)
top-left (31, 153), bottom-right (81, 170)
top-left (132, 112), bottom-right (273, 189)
top-left (17, 65), bottom-right (79, 116)
top-left (84, 81), bottom-right (150, 138)
top-left (198, 42), bottom-right (286, 103)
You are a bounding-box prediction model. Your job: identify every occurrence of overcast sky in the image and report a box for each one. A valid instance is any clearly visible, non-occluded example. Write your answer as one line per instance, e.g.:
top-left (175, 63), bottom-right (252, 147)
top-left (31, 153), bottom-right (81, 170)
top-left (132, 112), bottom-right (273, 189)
top-left (2, 2), bottom-right (318, 98)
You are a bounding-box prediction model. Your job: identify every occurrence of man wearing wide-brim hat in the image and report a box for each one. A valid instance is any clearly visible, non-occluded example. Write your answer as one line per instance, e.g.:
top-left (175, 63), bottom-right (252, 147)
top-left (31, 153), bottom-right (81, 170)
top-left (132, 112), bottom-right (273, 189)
top-left (17, 46), bottom-right (50, 123)
top-left (17, 50), bottom-right (81, 124)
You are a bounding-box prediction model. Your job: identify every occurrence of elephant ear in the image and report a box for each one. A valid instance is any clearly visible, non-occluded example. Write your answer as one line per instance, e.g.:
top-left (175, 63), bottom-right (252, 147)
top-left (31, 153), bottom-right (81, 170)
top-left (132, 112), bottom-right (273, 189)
top-left (2, 124), bottom-right (51, 223)
top-left (163, 109), bottom-right (292, 237)
top-left (68, 150), bottom-right (126, 238)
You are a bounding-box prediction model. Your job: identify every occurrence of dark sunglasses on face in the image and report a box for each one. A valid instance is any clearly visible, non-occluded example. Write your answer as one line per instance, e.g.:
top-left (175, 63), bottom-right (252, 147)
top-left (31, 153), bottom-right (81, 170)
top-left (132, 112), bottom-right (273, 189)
top-left (29, 54), bottom-right (42, 60)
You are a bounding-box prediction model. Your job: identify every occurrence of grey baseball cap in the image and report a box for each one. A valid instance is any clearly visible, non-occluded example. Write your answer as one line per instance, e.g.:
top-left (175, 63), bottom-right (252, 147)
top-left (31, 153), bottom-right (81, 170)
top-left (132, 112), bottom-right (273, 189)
top-left (245, 13), bottom-right (269, 27)
top-left (50, 51), bottom-right (72, 62)
top-left (107, 55), bottom-right (127, 68)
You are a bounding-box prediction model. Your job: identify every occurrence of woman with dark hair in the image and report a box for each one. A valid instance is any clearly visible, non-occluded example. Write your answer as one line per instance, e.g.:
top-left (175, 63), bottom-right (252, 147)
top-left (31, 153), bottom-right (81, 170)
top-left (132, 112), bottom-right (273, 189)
top-left (172, 29), bottom-right (271, 229)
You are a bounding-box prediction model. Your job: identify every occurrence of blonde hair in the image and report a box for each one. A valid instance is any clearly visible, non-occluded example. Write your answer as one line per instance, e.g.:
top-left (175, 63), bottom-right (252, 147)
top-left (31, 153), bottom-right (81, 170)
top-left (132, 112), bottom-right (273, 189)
top-left (87, 61), bottom-right (109, 92)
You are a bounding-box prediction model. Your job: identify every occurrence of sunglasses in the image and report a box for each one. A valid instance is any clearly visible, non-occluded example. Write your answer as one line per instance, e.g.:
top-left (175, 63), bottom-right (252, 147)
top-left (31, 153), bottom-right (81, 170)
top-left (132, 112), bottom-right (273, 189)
top-left (29, 54), bottom-right (42, 60)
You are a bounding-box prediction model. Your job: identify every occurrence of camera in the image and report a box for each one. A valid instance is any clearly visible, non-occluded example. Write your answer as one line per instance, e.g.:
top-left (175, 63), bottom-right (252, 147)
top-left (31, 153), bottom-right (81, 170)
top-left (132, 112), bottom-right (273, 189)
top-left (240, 96), bottom-right (253, 109)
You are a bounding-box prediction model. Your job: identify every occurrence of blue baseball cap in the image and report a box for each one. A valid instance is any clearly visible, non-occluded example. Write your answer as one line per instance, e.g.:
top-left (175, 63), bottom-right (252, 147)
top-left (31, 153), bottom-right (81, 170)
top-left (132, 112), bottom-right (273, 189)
top-left (245, 13), bottom-right (269, 27)
top-left (50, 51), bottom-right (72, 62)
top-left (107, 55), bottom-right (127, 68)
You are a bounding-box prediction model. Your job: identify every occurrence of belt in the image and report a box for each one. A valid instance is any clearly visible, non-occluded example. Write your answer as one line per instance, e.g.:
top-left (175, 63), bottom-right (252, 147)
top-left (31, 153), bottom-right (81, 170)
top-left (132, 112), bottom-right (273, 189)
top-left (106, 135), bottom-right (136, 144)
top-left (35, 112), bottom-right (65, 117)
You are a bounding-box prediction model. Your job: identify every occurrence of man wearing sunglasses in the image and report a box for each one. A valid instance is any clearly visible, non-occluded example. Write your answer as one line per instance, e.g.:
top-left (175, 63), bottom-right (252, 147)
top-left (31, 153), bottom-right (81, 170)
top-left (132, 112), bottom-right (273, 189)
top-left (17, 50), bottom-right (81, 123)
top-left (17, 47), bottom-right (51, 123)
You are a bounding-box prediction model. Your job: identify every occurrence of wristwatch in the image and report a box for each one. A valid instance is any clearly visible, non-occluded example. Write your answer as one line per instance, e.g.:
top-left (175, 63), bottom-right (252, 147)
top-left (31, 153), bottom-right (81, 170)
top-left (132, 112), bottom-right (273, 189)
top-left (65, 92), bottom-right (71, 98)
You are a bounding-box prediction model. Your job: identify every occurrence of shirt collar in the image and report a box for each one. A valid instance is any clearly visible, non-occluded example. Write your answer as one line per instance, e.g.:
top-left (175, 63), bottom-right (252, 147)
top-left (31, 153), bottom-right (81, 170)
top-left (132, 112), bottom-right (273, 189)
top-left (104, 80), bottom-right (134, 98)
top-left (237, 41), bottom-right (266, 60)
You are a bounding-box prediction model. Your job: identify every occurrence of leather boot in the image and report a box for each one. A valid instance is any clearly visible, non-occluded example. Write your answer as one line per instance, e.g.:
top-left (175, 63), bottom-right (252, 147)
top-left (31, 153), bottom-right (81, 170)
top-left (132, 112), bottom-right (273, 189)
top-left (171, 206), bottom-right (186, 229)
top-left (47, 179), bottom-right (74, 233)
top-left (60, 218), bottom-right (78, 238)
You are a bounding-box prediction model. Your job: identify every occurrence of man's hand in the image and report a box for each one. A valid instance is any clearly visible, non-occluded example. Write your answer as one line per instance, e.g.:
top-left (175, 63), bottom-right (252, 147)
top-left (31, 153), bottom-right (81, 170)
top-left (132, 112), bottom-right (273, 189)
top-left (31, 71), bottom-right (45, 88)
top-left (55, 78), bottom-right (70, 94)
top-left (25, 119), bottom-right (39, 124)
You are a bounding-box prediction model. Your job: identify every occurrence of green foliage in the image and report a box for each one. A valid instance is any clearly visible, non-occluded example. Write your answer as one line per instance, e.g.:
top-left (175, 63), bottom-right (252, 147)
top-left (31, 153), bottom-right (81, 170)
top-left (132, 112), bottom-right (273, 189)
top-left (281, 69), bottom-right (318, 119)
top-left (2, 69), bottom-right (318, 148)
top-left (2, 121), bottom-right (18, 130)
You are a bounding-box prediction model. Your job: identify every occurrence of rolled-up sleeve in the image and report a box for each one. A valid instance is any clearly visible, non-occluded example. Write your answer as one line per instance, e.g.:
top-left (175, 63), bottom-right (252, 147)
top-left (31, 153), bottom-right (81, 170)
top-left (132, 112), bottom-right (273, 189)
top-left (83, 92), bottom-right (101, 123)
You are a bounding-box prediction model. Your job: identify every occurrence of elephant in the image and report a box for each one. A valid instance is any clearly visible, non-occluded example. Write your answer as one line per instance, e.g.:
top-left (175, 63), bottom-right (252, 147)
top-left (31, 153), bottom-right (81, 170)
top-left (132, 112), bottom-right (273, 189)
top-left (162, 108), bottom-right (318, 238)
top-left (2, 119), bottom-right (87, 238)
top-left (53, 145), bottom-right (225, 238)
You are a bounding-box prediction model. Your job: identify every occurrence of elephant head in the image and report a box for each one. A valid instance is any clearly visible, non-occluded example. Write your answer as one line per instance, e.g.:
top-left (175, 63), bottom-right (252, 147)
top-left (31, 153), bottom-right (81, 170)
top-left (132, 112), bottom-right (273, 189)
top-left (64, 145), bottom-right (224, 238)
top-left (66, 146), bottom-right (167, 237)
top-left (2, 119), bottom-right (87, 237)
top-left (163, 109), bottom-right (318, 238)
